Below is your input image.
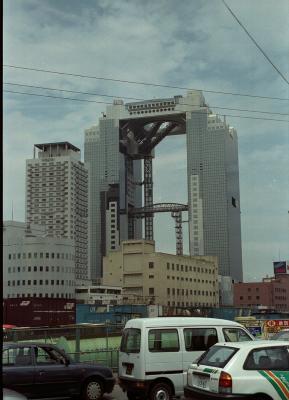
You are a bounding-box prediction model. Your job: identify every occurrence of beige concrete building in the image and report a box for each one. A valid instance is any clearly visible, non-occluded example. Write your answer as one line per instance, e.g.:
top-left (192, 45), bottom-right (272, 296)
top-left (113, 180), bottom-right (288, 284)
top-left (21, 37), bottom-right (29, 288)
top-left (103, 240), bottom-right (219, 307)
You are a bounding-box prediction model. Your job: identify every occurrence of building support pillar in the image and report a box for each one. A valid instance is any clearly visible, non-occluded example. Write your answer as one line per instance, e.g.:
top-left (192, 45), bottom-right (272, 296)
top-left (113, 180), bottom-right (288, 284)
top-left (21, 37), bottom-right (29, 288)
top-left (144, 156), bottom-right (153, 240)
top-left (171, 211), bottom-right (183, 255)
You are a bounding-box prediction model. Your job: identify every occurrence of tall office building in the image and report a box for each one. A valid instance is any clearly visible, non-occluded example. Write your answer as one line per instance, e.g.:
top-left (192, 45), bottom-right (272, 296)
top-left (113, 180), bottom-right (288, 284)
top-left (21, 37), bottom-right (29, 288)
top-left (85, 91), bottom-right (243, 282)
top-left (26, 142), bottom-right (89, 282)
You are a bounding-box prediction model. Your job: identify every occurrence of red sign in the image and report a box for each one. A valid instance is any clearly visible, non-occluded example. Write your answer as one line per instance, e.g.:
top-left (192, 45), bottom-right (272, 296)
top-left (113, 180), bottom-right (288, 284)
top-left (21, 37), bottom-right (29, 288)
top-left (265, 320), bottom-right (289, 328)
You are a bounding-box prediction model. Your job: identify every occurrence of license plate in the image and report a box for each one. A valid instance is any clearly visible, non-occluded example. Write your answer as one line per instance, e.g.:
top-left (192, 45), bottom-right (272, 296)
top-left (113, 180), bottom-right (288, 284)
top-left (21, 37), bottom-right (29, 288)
top-left (196, 376), bottom-right (208, 389)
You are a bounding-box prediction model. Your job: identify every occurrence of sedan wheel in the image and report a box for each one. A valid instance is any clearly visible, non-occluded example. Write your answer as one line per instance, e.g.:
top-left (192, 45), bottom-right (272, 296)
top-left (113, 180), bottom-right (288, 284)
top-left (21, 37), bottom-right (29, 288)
top-left (83, 379), bottom-right (103, 400)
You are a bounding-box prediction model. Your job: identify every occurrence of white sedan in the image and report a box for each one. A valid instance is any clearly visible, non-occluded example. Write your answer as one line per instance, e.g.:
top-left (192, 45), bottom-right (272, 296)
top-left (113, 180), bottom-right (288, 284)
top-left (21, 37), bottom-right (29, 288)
top-left (184, 341), bottom-right (289, 400)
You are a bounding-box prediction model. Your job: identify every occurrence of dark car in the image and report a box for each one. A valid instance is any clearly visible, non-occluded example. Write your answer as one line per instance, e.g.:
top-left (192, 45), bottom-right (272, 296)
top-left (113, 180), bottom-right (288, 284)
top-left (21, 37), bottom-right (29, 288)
top-left (3, 342), bottom-right (115, 400)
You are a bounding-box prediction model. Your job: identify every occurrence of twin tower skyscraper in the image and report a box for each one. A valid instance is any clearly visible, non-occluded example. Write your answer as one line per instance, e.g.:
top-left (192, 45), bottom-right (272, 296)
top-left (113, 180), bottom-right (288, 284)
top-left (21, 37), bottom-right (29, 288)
top-left (84, 90), bottom-right (243, 283)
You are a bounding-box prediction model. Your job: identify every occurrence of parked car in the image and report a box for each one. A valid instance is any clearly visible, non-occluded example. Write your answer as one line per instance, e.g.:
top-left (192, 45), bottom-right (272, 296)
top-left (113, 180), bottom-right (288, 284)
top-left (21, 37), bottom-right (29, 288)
top-left (3, 389), bottom-right (27, 400)
top-left (271, 329), bottom-right (289, 341)
top-left (184, 341), bottom-right (289, 400)
top-left (3, 342), bottom-right (115, 400)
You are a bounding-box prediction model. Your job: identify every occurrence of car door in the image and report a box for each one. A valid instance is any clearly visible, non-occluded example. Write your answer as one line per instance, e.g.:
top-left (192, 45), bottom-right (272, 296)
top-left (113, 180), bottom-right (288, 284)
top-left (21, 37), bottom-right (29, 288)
top-left (33, 345), bottom-right (82, 398)
top-left (3, 345), bottom-right (35, 398)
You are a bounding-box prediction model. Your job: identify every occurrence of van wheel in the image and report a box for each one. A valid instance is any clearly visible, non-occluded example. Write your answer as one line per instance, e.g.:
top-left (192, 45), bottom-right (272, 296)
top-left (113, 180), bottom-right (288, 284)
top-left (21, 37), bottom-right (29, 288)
top-left (149, 382), bottom-right (173, 400)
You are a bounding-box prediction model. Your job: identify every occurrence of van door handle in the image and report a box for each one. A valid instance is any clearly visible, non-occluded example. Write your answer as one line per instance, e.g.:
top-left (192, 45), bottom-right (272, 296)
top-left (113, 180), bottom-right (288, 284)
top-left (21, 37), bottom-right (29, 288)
top-left (39, 370), bottom-right (45, 376)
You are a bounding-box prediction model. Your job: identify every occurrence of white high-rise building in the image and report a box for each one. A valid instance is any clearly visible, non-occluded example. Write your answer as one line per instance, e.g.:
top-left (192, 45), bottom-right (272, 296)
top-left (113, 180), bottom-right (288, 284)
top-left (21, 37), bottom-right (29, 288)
top-left (85, 91), bottom-right (243, 282)
top-left (26, 142), bottom-right (89, 282)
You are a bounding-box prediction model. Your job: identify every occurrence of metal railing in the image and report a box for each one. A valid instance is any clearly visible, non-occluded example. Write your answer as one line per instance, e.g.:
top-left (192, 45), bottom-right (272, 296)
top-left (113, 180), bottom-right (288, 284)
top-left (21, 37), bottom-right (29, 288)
top-left (3, 323), bottom-right (123, 371)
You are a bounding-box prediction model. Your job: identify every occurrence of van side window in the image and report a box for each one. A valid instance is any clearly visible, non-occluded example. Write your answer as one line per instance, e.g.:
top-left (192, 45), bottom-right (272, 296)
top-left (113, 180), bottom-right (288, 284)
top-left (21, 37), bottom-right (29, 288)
top-left (148, 329), bottom-right (179, 352)
top-left (183, 328), bottom-right (218, 351)
top-left (223, 328), bottom-right (252, 342)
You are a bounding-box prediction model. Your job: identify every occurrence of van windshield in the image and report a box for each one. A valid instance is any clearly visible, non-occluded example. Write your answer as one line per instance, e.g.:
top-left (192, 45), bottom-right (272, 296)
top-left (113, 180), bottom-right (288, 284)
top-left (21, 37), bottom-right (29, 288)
top-left (120, 328), bottom-right (141, 353)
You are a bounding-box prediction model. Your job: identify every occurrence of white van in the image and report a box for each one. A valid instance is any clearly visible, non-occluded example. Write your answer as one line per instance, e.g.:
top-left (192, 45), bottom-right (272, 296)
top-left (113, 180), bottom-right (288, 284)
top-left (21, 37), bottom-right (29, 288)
top-left (118, 317), bottom-right (254, 400)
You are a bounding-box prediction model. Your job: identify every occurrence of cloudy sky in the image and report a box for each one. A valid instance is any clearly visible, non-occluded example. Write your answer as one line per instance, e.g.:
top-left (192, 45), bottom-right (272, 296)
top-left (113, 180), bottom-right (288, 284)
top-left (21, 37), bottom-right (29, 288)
top-left (3, 0), bottom-right (289, 281)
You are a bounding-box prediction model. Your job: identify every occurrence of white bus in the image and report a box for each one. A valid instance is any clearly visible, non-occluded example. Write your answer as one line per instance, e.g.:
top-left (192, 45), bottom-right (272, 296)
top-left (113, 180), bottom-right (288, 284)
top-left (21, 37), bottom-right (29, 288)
top-left (118, 317), bottom-right (254, 400)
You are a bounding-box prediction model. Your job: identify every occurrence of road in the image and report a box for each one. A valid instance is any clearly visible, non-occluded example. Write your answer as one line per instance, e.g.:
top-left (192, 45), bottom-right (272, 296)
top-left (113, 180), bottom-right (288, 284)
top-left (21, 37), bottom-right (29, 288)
top-left (104, 383), bottom-right (186, 399)
top-left (103, 383), bottom-right (127, 399)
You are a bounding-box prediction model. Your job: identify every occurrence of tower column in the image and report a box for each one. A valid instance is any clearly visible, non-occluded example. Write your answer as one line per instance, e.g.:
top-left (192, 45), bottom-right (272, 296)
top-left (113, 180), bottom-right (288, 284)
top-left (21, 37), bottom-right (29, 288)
top-left (171, 211), bottom-right (183, 255)
top-left (144, 156), bottom-right (153, 240)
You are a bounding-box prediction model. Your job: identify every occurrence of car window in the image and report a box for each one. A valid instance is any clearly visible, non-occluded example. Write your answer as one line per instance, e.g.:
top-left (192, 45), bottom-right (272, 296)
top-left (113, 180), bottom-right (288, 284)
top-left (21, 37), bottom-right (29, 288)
top-left (148, 329), bottom-right (179, 352)
top-left (120, 328), bottom-right (141, 354)
top-left (244, 346), bottom-right (289, 371)
top-left (198, 345), bottom-right (238, 368)
top-left (223, 328), bottom-right (252, 342)
top-left (35, 347), bottom-right (65, 365)
top-left (3, 347), bottom-right (33, 366)
top-left (183, 328), bottom-right (218, 351)
top-left (3, 348), bottom-right (17, 366)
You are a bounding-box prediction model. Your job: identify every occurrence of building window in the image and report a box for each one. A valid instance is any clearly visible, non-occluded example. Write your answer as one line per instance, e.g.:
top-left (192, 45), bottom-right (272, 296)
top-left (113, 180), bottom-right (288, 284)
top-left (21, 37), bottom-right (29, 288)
top-left (46, 253), bottom-right (49, 259)
top-left (167, 263), bottom-right (170, 270)
top-left (149, 288), bottom-right (154, 295)
top-left (34, 266), bottom-right (37, 272)
top-left (149, 275), bottom-right (154, 279)
top-left (149, 262), bottom-right (154, 269)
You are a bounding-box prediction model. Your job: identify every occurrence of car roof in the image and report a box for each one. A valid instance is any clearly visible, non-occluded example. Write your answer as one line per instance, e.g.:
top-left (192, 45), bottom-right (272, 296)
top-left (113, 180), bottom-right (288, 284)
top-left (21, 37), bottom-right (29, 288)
top-left (213, 340), bottom-right (289, 349)
top-left (125, 317), bottom-right (244, 328)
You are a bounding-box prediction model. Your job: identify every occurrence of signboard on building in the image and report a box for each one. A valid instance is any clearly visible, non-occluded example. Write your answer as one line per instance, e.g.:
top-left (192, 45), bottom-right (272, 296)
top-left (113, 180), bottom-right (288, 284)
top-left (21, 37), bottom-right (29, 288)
top-left (273, 261), bottom-right (287, 275)
top-left (264, 320), bottom-right (289, 329)
top-left (263, 319), bottom-right (289, 338)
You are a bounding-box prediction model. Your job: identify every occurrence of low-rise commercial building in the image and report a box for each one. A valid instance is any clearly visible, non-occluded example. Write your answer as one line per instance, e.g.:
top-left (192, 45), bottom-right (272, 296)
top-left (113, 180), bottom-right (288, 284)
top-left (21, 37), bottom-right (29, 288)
top-left (103, 240), bottom-right (219, 307)
top-left (75, 284), bottom-right (122, 305)
top-left (234, 274), bottom-right (289, 311)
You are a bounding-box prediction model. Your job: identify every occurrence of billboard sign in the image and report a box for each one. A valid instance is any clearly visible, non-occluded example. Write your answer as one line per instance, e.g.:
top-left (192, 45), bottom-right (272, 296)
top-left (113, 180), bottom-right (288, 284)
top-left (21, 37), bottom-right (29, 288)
top-left (273, 261), bottom-right (287, 275)
top-left (247, 326), bottom-right (262, 337)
